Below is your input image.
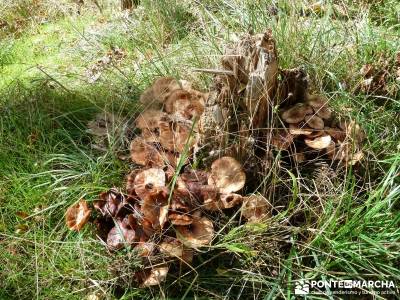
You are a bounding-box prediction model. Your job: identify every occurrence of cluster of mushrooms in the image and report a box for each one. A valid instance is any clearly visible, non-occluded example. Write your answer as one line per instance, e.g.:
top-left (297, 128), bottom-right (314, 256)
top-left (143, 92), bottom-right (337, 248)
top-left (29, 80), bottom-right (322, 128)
top-left (65, 77), bottom-right (271, 287)
top-left (273, 94), bottom-right (364, 165)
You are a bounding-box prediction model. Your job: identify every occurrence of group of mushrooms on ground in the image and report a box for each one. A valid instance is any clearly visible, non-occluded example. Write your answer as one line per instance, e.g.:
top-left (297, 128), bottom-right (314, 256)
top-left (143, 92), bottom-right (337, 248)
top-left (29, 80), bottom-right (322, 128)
top-left (65, 30), bottom-right (365, 287)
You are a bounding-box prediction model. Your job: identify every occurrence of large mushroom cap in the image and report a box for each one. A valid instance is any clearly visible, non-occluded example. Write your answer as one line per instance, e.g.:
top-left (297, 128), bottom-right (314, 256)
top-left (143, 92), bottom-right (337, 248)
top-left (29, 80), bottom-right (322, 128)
top-left (152, 77), bottom-right (180, 103)
top-left (176, 216), bottom-right (214, 248)
top-left (130, 138), bottom-right (164, 167)
top-left (304, 135), bottom-right (332, 149)
top-left (135, 109), bottom-right (166, 130)
top-left (165, 89), bottom-right (205, 120)
top-left (65, 199), bottom-right (91, 231)
top-left (208, 156), bottom-right (246, 194)
top-left (159, 120), bottom-right (195, 153)
top-left (133, 168), bottom-right (166, 200)
top-left (304, 114), bottom-right (324, 130)
top-left (241, 194), bottom-right (271, 222)
top-left (281, 103), bottom-right (313, 124)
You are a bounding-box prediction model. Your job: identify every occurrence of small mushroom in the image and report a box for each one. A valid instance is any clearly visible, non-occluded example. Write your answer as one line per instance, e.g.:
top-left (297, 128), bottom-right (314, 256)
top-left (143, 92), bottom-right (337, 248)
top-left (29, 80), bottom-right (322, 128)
top-left (199, 185), bottom-right (221, 211)
top-left (159, 237), bottom-right (184, 257)
top-left (304, 114), bottom-right (324, 130)
top-left (174, 122), bottom-right (195, 153)
top-left (241, 194), bottom-right (271, 222)
top-left (220, 193), bottom-right (243, 209)
top-left (137, 266), bottom-right (169, 287)
top-left (159, 120), bottom-right (195, 154)
top-left (176, 216), bottom-right (214, 248)
top-left (159, 120), bottom-right (175, 152)
top-left (281, 103), bottom-right (313, 123)
top-left (208, 156), bottom-right (246, 194)
top-left (304, 135), bottom-right (332, 149)
top-left (133, 168), bottom-right (166, 200)
top-left (65, 199), bottom-right (91, 231)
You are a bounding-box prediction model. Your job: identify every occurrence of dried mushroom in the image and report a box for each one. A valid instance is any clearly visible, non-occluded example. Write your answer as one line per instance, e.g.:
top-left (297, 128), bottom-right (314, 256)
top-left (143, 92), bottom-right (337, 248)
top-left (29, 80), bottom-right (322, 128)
top-left (65, 199), bottom-right (91, 231)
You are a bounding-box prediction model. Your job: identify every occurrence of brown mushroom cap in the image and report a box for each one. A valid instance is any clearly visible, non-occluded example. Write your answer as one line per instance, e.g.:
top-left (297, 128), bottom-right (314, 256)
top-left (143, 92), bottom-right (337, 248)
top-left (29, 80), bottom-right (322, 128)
top-left (133, 168), bottom-right (166, 200)
top-left (324, 127), bottom-right (346, 142)
top-left (304, 114), bottom-right (324, 130)
top-left (93, 189), bottom-right (128, 218)
top-left (306, 94), bottom-right (328, 108)
top-left (165, 89), bottom-right (205, 120)
top-left (159, 238), bottom-right (194, 263)
top-left (136, 109), bottom-right (166, 130)
top-left (176, 216), bottom-right (214, 248)
top-left (169, 213), bottom-right (193, 226)
top-left (130, 138), bottom-right (164, 166)
top-left (241, 194), bottom-right (271, 222)
top-left (134, 241), bottom-right (156, 257)
top-left (106, 219), bottom-right (137, 250)
top-left (152, 77), bottom-right (181, 103)
top-left (137, 266), bottom-right (169, 287)
top-left (304, 135), bottom-right (332, 149)
top-left (174, 123), bottom-right (195, 153)
top-left (288, 123), bottom-right (313, 135)
top-left (139, 87), bottom-right (160, 110)
top-left (220, 193), bottom-right (243, 209)
top-left (306, 94), bottom-right (332, 120)
top-left (65, 199), bottom-right (91, 231)
top-left (141, 191), bottom-right (169, 231)
top-left (159, 238), bottom-right (184, 257)
top-left (199, 185), bottom-right (221, 211)
top-left (208, 156), bottom-right (246, 194)
top-left (281, 103), bottom-right (313, 123)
